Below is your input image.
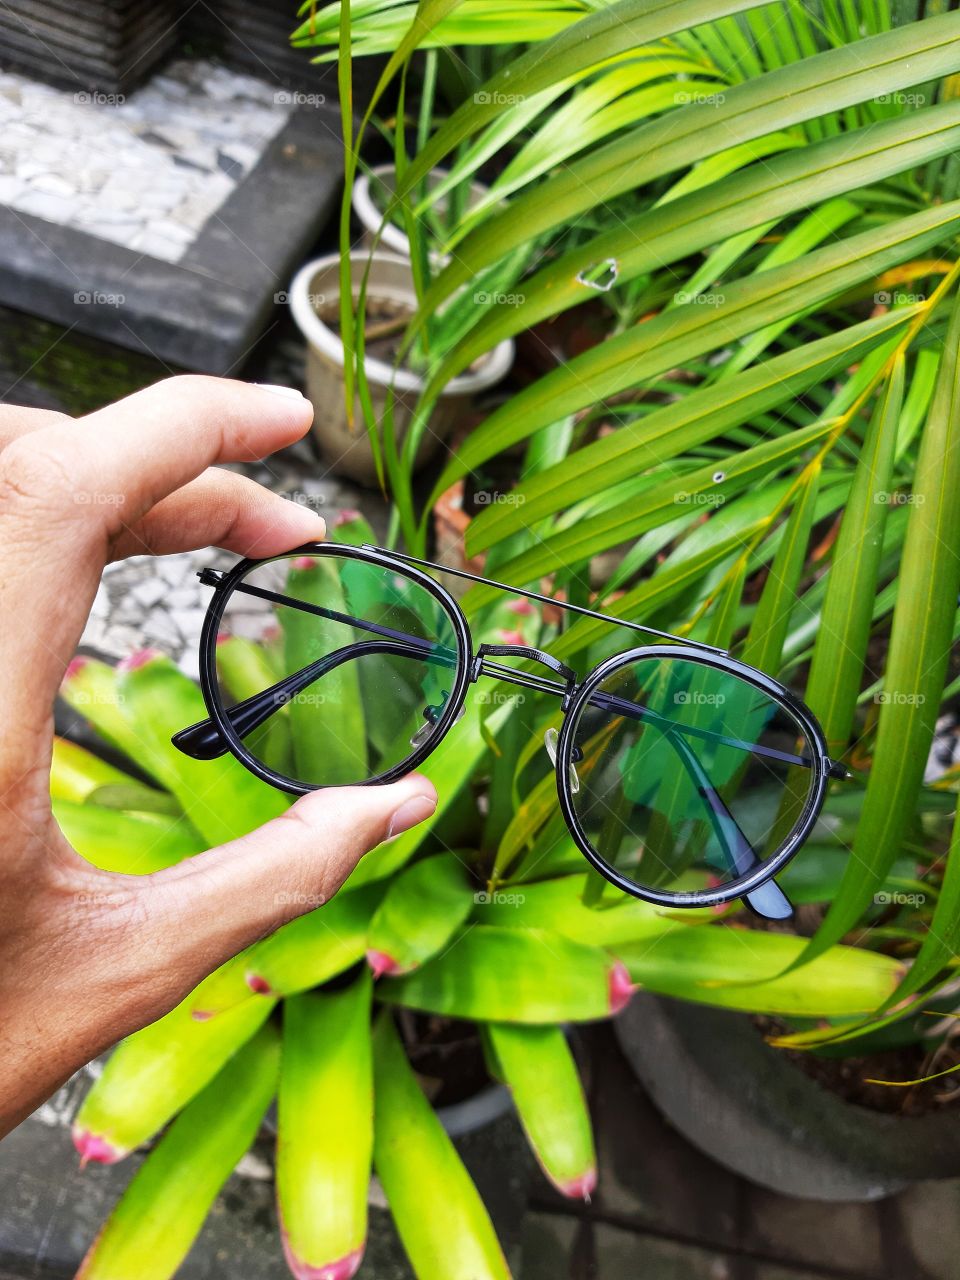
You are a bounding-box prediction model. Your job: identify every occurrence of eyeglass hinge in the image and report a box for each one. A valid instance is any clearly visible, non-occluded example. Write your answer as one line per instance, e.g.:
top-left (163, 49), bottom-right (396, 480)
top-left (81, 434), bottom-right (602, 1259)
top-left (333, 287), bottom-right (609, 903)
top-left (198, 568), bottom-right (225, 588)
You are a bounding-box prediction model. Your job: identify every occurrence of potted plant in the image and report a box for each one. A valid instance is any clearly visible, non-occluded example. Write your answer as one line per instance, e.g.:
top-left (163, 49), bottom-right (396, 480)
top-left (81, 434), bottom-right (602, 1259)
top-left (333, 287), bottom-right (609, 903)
top-left (615, 784), bottom-right (960, 1200)
top-left (352, 163), bottom-right (493, 259)
top-left (289, 251), bottom-right (514, 485)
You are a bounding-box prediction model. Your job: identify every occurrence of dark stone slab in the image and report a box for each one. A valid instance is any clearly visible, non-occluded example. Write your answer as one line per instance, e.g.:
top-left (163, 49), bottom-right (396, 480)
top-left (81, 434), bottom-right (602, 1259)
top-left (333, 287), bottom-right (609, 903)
top-left (521, 1212), bottom-right (749, 1280)
top-left (0, 104), bottom-right (342, 374)
top-left (886, 1179), bottom-right (960, 1280)
top-left (0, 0), bottom-right (179, 94)
top-left (0, 305), bottom-right (169, 416)
top-left (738, 1185), bottom-right (886, 1278)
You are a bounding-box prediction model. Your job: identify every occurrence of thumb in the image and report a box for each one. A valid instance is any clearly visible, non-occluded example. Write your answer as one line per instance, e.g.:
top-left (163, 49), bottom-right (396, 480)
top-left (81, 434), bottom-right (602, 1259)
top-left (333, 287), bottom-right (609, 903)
top-left (143, 774), bottom-right (437, 984)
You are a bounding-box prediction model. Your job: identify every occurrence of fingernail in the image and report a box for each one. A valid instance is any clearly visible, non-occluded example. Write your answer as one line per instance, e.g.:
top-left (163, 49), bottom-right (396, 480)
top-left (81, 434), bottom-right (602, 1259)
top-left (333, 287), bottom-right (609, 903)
top-left (387, 793), bottom-right (437, 840)
top-left (252, 383), bottom-right (305, 400)
top-left (287, 509), bottom-right (327, 542)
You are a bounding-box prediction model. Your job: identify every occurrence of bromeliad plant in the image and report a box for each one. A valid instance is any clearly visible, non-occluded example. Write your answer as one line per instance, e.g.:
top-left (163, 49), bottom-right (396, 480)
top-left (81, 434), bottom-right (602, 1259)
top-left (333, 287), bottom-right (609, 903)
top-left (60, 516), bottom-right (907, 1280)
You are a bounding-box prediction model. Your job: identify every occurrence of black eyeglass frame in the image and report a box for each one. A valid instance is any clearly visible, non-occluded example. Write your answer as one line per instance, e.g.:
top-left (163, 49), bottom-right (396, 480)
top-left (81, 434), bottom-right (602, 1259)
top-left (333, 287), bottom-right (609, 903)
top-left (179, 541), bottom-right (845, 914)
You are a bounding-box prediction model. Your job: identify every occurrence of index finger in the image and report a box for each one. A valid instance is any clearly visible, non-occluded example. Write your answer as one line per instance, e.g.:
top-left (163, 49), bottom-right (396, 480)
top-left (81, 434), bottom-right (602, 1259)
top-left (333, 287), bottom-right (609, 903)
top-left (0, 377), bottom-right (316, 776)
top-left (60, 376), bottom-right (313, 525)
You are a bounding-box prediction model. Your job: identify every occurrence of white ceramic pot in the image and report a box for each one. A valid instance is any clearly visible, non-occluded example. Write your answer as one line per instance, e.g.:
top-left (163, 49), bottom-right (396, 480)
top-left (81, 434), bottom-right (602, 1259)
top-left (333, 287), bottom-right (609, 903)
top-left (351, 163), bottom-right (491, 258)
top-left (289, 251), bottom-right (514, 485)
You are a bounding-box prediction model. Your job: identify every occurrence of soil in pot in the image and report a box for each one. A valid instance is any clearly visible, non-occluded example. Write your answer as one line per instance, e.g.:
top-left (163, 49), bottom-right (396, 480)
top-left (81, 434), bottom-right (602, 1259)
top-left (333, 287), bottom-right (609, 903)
top-left (394, 1009), bottom-right (493, 1109)
top-left (754, 1014), bottom-right (960, 1118)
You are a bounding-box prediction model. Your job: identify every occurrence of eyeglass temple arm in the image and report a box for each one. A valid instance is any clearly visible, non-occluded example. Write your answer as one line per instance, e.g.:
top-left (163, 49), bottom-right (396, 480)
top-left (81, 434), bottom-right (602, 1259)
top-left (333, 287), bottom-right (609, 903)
top-left (172, 637), bottom-right (454, 761)
top-left (173, 585), bottom-right (842, 781)
top-left (662, 728), bottom-right (794, 920)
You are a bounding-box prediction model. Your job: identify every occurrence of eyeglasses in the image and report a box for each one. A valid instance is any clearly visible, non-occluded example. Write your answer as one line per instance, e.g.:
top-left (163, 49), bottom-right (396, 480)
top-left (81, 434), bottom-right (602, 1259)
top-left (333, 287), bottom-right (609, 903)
top-left (173, 543), bottom-right (847, 920)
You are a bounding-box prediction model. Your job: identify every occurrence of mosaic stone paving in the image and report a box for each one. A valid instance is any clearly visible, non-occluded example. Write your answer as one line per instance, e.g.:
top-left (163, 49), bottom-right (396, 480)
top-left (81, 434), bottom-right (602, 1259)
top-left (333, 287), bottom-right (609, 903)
top-left (0, 59), bottom-right (293, 262)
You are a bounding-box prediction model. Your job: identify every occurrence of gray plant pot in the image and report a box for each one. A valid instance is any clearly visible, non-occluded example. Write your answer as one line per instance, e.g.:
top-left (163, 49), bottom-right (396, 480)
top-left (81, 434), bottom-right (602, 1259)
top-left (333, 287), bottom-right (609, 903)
top-left (615, 993), bottom-right (960, 1202)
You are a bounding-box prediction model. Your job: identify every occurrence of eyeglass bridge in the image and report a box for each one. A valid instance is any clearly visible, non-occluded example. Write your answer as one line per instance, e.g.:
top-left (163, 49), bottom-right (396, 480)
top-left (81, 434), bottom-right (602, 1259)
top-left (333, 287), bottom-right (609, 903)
top-left (471, 642), bottom-right (579, 707)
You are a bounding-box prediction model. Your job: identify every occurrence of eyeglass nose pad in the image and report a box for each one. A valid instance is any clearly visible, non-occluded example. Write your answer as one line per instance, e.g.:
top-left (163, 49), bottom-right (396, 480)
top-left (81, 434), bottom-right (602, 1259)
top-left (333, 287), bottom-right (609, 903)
top-left (410, 695), bottom-right (464, 748)
top-left (544, 727), bottom-right (580, 794)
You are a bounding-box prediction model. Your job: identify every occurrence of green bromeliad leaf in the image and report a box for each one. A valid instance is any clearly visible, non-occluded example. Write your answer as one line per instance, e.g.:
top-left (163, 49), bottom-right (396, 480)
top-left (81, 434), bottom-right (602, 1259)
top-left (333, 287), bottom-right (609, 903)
top-left (373, 1013), bottom-right (512, 1280)
top-left (366, 852), bottom-right (473, 976)
top-left (277, 979), bottom-right (374, 1279)
top-left (618, 926), bottom-right (904, 1015)
top-left (485, 1023), bottom-right (596, 1199)
top-left (189, 882), bottom-right (386, 1017)
top-left (76, 1024), bottom-right (279, 1280)
top-left (73, 995), bottom-right (275, 1163)
top-left (60, 654), bottom-right (287, 845)
top-left (377, 925), bottom-right (633, 1022)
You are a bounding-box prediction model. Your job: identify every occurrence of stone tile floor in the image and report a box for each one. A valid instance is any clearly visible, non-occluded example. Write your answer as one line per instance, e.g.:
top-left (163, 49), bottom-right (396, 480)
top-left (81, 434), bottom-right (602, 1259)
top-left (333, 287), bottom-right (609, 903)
top-left (522, 1026), bottom-right (960, 1280)
top-left (0, 59), bottom-right (293, 262)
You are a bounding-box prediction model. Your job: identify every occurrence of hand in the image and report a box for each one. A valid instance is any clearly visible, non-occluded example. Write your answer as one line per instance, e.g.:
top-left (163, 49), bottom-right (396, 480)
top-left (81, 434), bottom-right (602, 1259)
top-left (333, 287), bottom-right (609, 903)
top-left (0, 376), bottom-right (437, 1136)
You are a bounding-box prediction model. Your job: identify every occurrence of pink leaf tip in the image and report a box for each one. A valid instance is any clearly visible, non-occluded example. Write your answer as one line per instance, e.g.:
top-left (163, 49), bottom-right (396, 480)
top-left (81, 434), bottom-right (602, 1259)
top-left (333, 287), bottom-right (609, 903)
top-left (334, 508), bottom-right (362, 526)
top-left (558, 1167), bottom-right (597, 1201)
top-left (118, 648), bottom-right (162, 673)
top-left (366, 949), bottom-right (400, 979)
top-left (292, 556), bottom-right (318, 571)
top-left (62, 656), bottom-right (89, 683)
top-left (246, 973), bottom-right (273, 995)
top-left (191, 1008), bottom-right (213, 1021)
top-left (507, 598), bottom-right (535, 617)
top-left (497, 629), bottom-right (527, 646)
top-left (282, 1234), bottom-right (364, 1280)
top-left (215, 631), bottom-right (233, 647)
top-left (73, 1127), bottom-right (123, 1167)
top-left (608, 960), bottom-right (634, 1014)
